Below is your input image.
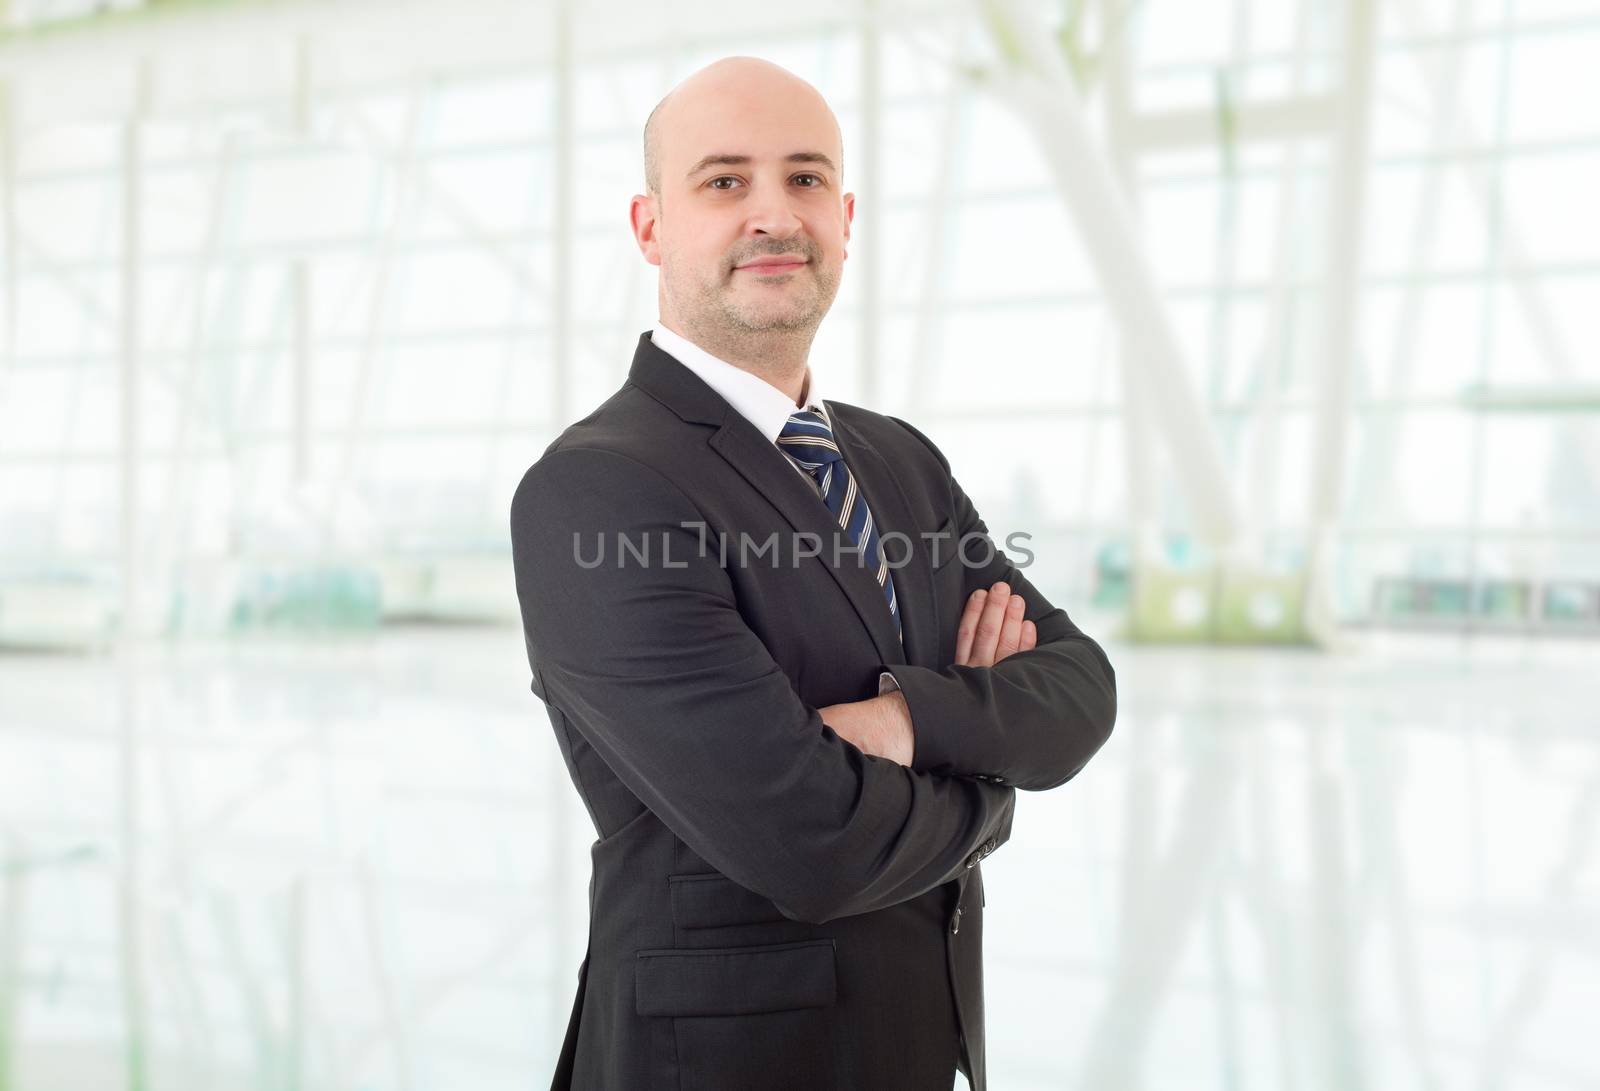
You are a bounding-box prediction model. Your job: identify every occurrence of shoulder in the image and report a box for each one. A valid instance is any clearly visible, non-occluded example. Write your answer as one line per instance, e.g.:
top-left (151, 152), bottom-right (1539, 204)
top-left (510, 383), bottom-right (703, 525)
top-left (539, 382), bottom-right (677, 463)
top-left (824, 399), bottom-right (953, 476)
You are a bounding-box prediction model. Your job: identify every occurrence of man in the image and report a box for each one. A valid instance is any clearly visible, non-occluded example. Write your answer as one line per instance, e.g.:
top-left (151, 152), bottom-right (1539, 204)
top-left (510, 56), bottom-right (1116, 1091)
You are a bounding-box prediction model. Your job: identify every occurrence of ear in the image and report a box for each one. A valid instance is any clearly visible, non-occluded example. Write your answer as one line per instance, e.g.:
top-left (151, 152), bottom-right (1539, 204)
top-left (842, 191), bottom-right (854, 256)
top-left (630, 193), bottom-right (663, 267)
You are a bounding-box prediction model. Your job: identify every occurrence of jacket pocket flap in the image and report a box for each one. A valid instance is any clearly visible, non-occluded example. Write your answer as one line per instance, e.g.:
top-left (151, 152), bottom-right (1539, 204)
top-left (669, 873), bottom-right (789, 930)
top-left (634, 939), bottom-right (837, 1017)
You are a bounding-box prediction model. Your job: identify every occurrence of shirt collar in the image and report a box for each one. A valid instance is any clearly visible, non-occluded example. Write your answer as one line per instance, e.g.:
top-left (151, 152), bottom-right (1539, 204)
top-left (650, 320), bottom-right (827, 444)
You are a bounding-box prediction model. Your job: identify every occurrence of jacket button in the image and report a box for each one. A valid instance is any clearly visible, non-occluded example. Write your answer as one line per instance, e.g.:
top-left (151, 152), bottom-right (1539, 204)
top-left (950, 906), bottom-right (963, 935)
top-left (964, 851), bottom-right (981, 869)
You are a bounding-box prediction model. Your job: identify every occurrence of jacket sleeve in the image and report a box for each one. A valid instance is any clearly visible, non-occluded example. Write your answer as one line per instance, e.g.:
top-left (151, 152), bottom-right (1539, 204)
top-left (510, 445), bottom-right (1015, 925)
top-left (879, 416), bottom-right (1118, 792)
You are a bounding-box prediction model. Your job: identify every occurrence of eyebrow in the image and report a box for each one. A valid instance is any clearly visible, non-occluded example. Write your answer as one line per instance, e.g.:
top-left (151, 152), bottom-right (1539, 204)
top-left (685, 151), bottom-right (839, 179)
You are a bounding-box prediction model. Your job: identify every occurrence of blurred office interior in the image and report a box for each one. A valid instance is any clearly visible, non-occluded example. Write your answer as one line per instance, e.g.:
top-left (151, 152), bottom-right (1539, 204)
top-left (0, 0), bottom-right (1596, 1088)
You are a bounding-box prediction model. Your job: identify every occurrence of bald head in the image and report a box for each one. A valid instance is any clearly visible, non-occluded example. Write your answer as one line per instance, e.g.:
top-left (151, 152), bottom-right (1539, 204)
top-left (642, 56), bottom-right (843, 198)
top-left (629, 55), bottom-right (855, 374)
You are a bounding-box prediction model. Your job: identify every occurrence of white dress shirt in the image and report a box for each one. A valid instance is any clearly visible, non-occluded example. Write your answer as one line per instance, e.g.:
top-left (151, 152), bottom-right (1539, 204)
top-left (650, 321), bottom-right (904, 697)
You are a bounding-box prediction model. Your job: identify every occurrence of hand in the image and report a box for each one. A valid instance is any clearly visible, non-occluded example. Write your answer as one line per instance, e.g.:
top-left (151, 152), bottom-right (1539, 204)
top-left (817, 690), bottom-right (915, 766)
top-left (955, 580), bottom-right (1036, 667)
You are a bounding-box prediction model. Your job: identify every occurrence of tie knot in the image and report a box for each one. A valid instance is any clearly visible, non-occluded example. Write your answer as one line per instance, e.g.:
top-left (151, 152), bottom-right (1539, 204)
top-left (777, 407), bottom-right (843, 470)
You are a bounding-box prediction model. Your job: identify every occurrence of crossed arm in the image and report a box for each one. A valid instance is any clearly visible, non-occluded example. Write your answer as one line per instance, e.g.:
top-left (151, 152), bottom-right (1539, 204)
top-left (511, 446), bottom-right (1017, 925)
top-left (511, 434), bottom-right (1115, 923)
top-left (868, 416), bottom-right (1118, 791)
top-left (818, 581), bottom-right (1041, 766)
top-left (820, 417), bottom-right (1117, 792)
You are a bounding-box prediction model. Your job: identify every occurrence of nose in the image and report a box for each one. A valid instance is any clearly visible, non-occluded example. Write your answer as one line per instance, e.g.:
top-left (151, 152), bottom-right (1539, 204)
top-left (744, 182), bottom-right (805, 239)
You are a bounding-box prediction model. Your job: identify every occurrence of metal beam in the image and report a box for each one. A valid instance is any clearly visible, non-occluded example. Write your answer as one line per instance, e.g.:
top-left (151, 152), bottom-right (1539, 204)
top-left (1304, 0), bottom-right (1379, 642)
top-left (1097, 0), bottom-right (1161, 567)
top-left (317, 85), bottom-right (429, 546)
top-left (906, 30), bottom-right (968, 417)
top-left (116, 57), bottom-right (152, 1091)
top-left (977, 0), bottom-right (1245, 547)
top-left (1460, 384), bottom-right (1600, 412)
top-left (0, 75), bottom-right (14, 388)
top-left (291, 34), bottom-right (313, 485)
top-left (856, 0), bottom-right (882, 408)
top-left (1343, 0), bottom-right (1477, 540)
top-left (551, 0), bottom-right (572, 424)
top-left (1241, 0), bottom-right (1321, 550)
top-left (1127, 94), bottom-right (1339, 152)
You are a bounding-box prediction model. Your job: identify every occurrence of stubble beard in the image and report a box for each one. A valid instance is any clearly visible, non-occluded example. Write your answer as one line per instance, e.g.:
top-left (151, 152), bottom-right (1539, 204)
top-left (664, 250), bottom-right (841, 362)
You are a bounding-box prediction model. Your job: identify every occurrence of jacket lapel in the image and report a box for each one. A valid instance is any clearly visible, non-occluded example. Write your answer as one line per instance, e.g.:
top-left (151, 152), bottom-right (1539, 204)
top-left (626, 332), bottom-right (931, 672)
top-left (829, 411), bottom-right (940, 672)
top-left (708, 422), bottom-right (906, 669)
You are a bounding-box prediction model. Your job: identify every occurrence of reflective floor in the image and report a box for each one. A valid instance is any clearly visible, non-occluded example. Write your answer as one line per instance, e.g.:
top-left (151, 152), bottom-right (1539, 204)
top-left (0, 623), bottom-right (1594, 1090)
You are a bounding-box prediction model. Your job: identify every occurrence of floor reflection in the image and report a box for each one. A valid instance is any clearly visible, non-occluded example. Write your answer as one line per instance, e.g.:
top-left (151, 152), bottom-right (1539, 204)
top-left (1, 626), bottom-right (1593, 1090)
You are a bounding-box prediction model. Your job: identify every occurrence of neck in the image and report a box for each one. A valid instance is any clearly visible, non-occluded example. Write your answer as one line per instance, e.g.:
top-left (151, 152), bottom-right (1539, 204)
top-left (664, 317), bottom-right (815, 407)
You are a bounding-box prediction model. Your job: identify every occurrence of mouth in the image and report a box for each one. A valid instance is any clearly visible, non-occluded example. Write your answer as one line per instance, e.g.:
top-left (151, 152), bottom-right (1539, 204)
top-left (734, 257), bottom-right (809, 276)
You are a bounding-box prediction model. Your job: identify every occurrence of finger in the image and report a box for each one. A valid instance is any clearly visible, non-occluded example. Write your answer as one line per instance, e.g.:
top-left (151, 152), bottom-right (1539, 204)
top-left (970, 581), bottom-right (1011, 666)
top-left (996, 593), bottom-right (1025, 660)
top-left (1020, 619), bottom-right (1037, 651)
top-left (954, 589), bottom-right (986, 666)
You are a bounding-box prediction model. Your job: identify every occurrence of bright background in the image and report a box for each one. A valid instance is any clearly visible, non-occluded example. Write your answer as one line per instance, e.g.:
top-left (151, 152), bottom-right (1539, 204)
top-left (0, 0), bottom-right (1596, 1088)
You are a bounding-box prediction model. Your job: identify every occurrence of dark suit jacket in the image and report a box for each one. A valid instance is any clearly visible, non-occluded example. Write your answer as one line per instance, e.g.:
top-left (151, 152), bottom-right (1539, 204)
top-left (509, 331), bottom-right (1117, 1091)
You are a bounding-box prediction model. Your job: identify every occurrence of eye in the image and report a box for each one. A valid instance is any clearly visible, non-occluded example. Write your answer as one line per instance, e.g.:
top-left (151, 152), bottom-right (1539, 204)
top-left (707, 176), bottom-right (741, 190)
top-left (793, 173), bottom-right (824, 187)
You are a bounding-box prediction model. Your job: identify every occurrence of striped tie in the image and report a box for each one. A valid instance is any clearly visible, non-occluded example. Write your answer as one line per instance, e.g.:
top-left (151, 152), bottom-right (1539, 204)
top-left (776, 405), bottom-right (903, 646)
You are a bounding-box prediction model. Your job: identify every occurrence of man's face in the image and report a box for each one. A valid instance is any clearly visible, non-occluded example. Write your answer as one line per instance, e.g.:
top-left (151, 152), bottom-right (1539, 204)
top-left (634, 80), bottom-right (853, 338)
